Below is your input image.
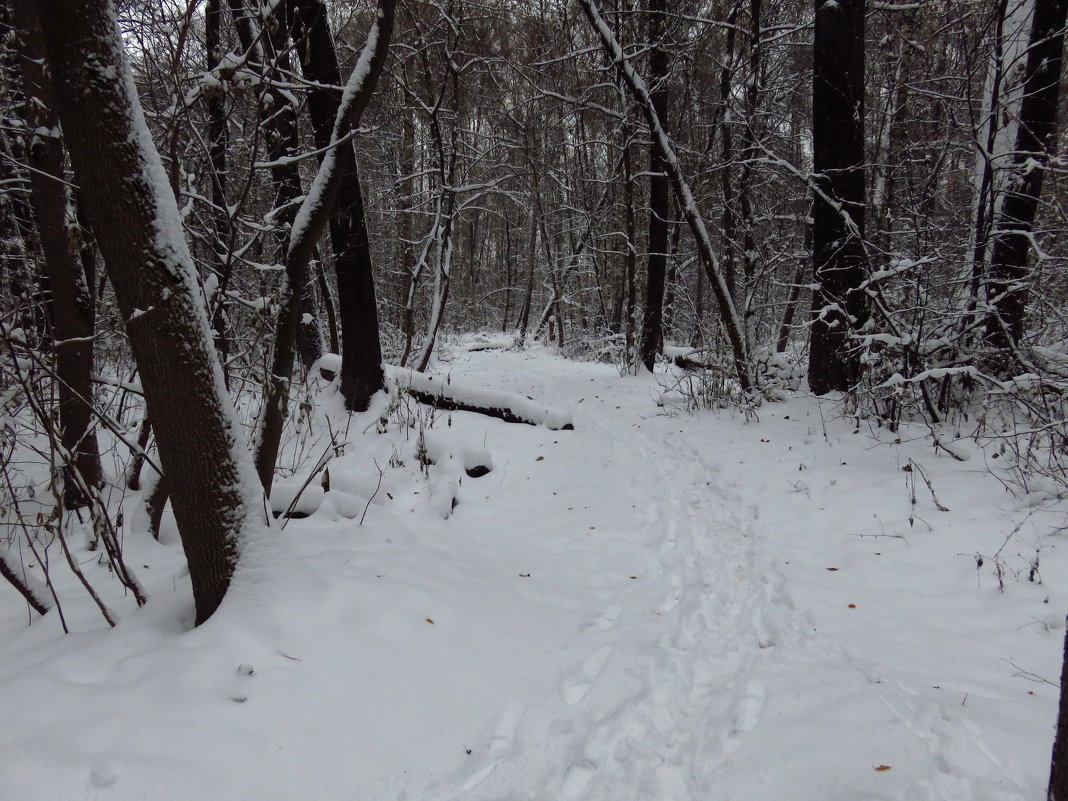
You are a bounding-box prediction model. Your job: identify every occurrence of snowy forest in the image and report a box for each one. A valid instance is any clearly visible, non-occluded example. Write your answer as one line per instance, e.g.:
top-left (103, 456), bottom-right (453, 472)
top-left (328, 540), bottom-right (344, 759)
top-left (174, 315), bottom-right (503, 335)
top-left (2, 0), bottom-right (1068, 798)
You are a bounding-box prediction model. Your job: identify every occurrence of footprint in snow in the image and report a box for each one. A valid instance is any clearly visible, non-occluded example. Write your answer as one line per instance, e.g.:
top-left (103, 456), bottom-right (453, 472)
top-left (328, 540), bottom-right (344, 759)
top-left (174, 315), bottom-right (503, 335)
top-left (560, 646), bottom-right (612, 705)
top-left (582, 605), bottom-right (622, 632)
top-left (89, 763), bottom-right (118, 788)
top-left (724, 678), bottom-right (767, 754)
top-left (489, 698), bottom-right (525, 756)
top-left (453, 699), bottom-right (526, 793)
top-left (561, 759), bottom-right (597, 798)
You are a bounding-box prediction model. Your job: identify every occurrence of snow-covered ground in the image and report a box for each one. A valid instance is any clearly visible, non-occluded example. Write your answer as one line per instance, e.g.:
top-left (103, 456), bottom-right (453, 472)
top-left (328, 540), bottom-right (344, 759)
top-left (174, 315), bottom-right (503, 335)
top-left (1, 345), bottom-right (1064, 800)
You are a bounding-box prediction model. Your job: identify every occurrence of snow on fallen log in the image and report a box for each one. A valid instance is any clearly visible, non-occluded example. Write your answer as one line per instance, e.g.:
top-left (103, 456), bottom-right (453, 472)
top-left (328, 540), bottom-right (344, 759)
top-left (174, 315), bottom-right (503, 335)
top-left (387, 366), bottom-right (574, 430)
top-left (663, 344), bottom-right (716, 371)
top-left (462, 334), bottom-right (515, 352)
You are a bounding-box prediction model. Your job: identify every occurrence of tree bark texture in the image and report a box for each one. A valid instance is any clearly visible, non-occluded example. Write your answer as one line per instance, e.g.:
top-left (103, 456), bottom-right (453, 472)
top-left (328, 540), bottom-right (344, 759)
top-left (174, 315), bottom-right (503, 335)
top-left (12, 0), bottom-right (103, 507)
top-left (288, 0), bottom-right (385, 411)
top-left (639, 0), bottom-right (671, 372)
top-left (1052, 608), bottom-right (1068, 799)
top-left (254, 0), bottom-right (396, 492)
top-left (35, 0), bottom-right (263, 624)
top-left (808, 0), bottom-right (868, 395)
top-left (985, 0), bottom-right (1068, 356)
top-left (205, 0), bottom-right (233, 388)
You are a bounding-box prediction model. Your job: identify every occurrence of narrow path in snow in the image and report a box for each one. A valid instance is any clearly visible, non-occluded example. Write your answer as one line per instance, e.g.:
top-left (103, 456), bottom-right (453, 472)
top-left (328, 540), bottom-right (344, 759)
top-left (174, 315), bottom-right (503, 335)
top-left (544, 422), bottom-right (792, 800)
top-left (428, 354), bottom-right (800, 801)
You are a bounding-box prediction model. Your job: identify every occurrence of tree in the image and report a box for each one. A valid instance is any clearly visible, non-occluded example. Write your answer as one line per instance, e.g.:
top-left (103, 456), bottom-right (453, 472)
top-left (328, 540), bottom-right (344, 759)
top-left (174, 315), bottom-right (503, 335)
top-left (808, 0), bottom-right (868, 395)
top-left (35, 0), bottom-right (269, 625)
top-left (984, 0), bottom-right (1067, 361)
top-left (253, 0), bottom-right (397, 493)
top-left (579, 0), bottom-right (752, 391)
top-left (11, 0), bottom-right (103, 507)
top-left (287, 0), bottom-right (387, 412)
top-left (638, 0), bottom-right (671, 372)
top-left (1051, 617), bottom-right (1068, 799)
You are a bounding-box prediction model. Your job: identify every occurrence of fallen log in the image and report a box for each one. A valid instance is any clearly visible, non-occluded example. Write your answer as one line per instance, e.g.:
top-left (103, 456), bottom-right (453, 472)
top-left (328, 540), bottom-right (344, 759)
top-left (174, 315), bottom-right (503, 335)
top-left (387, 366), bottom-right (574, 430)
top-left (663, 344), bottom-right (716, 371)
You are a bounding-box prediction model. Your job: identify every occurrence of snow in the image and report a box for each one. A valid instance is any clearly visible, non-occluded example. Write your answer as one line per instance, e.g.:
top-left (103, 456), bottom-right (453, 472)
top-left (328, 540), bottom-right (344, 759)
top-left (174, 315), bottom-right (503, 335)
top-left (388, 364), bottom-right (574, 430)
top-left (1, 346), bottom-right (1065, 800)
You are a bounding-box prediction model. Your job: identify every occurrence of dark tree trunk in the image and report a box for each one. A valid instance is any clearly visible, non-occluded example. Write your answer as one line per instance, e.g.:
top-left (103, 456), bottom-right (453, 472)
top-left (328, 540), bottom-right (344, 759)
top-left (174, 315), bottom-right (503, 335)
top-left (227, 0), bottom-right (307, 492)
top-left (638, 0), bottom-right (671, 372)
top-left (516, 211), bottom-right (538, 346)
top-left (718, 2), bottom-right (742, 302)
top-left (579, 0), bottom-right (752, 390)
top-left (12, 0), bottom-right (103, 507)
top-left (1052, 619), bottom-right (1068, 799)
top-left (623, 140), bottom-right (637, 358)
top-left (255, 0), bottom-right (396, 493)
top-left (36, 0), bottom-right (266, 624)
top-left (808, 0), bottom-right (868, 395)
top-left (737, 0), bottom-right (762, 337)
top-left (969, 0), bottom-right (1011, 322)
top-left (984, 0), bottom-right (1067, 358)
top-left (205, 0), bottom-right (232, 389)
top-left (0, 546), bottom-right (51, 616)
top-left (288, 0), bottom-right (385, 411)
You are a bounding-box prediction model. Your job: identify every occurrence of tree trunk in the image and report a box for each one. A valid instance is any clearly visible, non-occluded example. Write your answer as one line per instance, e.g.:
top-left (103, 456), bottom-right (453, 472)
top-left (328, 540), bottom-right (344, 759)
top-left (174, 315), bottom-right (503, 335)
top-left (255, 0), bottom-right (396, 493)
top-left (1051, 618), bottom-right (1068, 799)
top-left (638, 0), bottom-right (671, 372)
top-left (968, 0), bottom-right (1012, 321)
top-left (12, 0), bottom-right (103, 507)
top-left (718, 2), bottom-right (742, 303)
top-left (777, 216), bottom-right (812, 354)
top-left (36, 0), bottom-right (266, 624)
top-left (984, 0), bottom-right (1067, 358)
top-left (516, 206), bottom-right (538, 347)
top-left (623, 139), bottom-right (637, 359)
top-left (288, 0), bottom-right (385, 411)
top-left (204, 0), bottom-right (232, 389)
top-left (808, 0), bottom-right (868, 395)
top-left (579, 0), bottom-right (751, 390)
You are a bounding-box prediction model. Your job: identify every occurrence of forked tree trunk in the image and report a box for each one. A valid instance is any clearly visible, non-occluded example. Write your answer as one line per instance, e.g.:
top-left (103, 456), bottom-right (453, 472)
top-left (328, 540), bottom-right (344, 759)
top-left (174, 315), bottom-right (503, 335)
top-left (36, 0), bottom-right (266, 624)
top-left (808, 0), bottom-right (868, 395)
top-left (287, 0), bottom-right (385, 411)
top-left (254, 0), bottom-right (396, 493)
